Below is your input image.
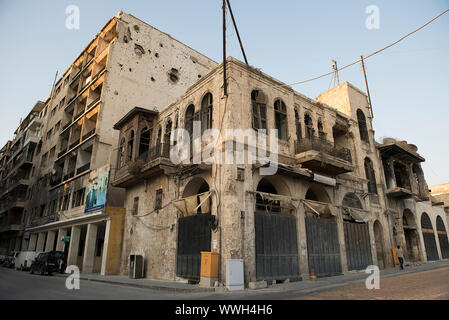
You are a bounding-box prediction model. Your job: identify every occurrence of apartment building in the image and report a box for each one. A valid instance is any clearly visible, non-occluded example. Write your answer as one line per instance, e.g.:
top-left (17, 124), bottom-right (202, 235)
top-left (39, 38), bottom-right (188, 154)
top-left (112, 57), bottom-right (449, 286)
top-left (0, 102), bottom-right (44, 254)
top-left (0, 11), bottom-right (217, 274)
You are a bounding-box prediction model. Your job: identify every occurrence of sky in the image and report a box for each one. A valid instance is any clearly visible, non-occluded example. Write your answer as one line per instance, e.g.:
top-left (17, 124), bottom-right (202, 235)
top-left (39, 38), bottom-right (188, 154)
top-left (0, 0), bottom-right (448, 186)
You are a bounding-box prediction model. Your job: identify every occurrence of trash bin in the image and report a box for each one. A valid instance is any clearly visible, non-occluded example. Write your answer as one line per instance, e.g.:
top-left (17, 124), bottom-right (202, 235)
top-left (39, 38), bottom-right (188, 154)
top-left (129, 254), bottom-right (144, 279)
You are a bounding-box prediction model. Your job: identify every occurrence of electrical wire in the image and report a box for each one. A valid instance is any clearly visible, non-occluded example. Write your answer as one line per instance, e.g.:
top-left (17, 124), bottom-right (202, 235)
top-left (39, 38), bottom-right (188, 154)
top-left (278, 8), bottom-right (449, 88)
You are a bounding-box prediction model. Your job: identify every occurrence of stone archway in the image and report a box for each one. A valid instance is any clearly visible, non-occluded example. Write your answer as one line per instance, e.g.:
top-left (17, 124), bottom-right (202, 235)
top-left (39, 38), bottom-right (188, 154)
top-left (254, 178), bottom-right (299, 282)
top-left (436, 216), bottom-right (449, 259)
top-left (402, 209), bottom-right (421, 262)
top-left (421, 212), bottom-right (439, 261)
top-left (373, 220), bottom-right (386, 269)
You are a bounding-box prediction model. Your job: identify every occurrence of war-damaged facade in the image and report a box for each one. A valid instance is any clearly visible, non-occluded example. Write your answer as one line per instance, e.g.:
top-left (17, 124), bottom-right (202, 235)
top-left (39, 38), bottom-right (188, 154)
top-left (0, 12), bottom-right (216, 273)
top-left (112, 57), bottom-right (448, 285)
top-left (0, 12), bottom-right (447, 286)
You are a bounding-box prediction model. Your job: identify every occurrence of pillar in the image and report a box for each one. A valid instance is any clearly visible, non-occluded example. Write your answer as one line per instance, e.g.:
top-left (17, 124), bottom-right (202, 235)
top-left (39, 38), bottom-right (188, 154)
top-left (36, 232), bottom-right (46, 252)
top-left (100, 219), bottom-right (111, 275)
top-left (56, 228), bottom-right (67, 251)
top-left (336, 214), bottom-right (348, 274)
top-left (82, 223), bottom-right (98, 273)
top-left (67, 226), bottom-right (81, 267)
top-left (297, 204), bottom-right (310, 280)
top-left (28, 233), bottom-right (38, 251)
top-left (45, 230), bottom-right (57, 252)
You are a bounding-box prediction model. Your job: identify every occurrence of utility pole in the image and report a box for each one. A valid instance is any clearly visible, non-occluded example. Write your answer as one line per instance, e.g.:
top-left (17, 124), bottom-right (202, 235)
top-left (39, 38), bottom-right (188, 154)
top-left (222, 0), bottom-right (228, 97)
top-left (226, 0), bottom-right (248, 66)
top-left (331, 59), bottom-right (340, 86)
top-left (360, 55), bottom-right (374, 119)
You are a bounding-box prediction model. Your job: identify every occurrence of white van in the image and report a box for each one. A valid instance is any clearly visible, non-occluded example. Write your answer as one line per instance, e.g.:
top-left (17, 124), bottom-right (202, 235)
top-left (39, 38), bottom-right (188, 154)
top-left (14, 251), bottom-right (41, 271)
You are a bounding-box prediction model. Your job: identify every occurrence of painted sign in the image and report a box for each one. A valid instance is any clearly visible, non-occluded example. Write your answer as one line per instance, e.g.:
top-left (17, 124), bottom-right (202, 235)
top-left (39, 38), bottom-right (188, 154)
top-left (84, 168), bottom-right (109, 213)
top-left (61, 236), bottom-right (71, 243)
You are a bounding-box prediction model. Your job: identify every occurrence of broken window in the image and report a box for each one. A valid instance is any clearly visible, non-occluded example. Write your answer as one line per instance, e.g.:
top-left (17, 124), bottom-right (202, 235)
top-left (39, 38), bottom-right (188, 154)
top-left (155, 189), bottom-right (163, 210)
top-left (357, 109), bottom-right (369, 143)
top-left (127, 130), bottom-right (135, 162)
top-left (168, 68), bottom-right (179, 84)
top-left (251, 90), bottom-right (267, 130)
top-left (164, 120), bottom-right (172, 155)
top-left (317, 119), bottom-right (326, 140)
top-left (304, 113), bottom-right (314, 139)
top-left (295, 108), bottom-right (302, 140)
top-left (119, 138), bottom-right (126, 167)
top-left (201, 93), bottom-right (213, 134)
top-left (139, 127), bottom-right (152, 157)
top-left (394, 162), bottom-right (411, 190)
top-left (364, 157), bottom-right (378, 194)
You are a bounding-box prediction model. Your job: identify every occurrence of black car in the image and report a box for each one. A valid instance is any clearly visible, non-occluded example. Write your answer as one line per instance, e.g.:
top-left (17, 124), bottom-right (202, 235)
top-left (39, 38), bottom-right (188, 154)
top-left (30, 251), bottom-right (66, 275)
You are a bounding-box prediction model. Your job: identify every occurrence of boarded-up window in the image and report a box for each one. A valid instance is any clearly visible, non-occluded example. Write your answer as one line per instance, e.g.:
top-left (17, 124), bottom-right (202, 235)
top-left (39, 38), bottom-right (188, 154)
top-left (364, 157), bottom-right (377, 194)
top-left (357, 109), bottom-right (369, 143)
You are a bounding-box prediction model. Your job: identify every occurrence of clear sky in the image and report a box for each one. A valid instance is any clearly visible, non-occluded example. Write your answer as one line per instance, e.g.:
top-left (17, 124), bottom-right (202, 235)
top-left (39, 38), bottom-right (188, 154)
top-left (0, 0), bottom-right (448, 186)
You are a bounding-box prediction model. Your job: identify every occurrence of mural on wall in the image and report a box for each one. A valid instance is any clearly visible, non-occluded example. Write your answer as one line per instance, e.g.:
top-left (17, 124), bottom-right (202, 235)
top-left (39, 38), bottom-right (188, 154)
top-left (85, 167), bottom-right (109, 213)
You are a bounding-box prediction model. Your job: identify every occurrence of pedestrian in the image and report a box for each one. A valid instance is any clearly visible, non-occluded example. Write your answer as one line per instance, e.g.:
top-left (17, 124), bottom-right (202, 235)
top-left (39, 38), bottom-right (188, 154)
top-left (397, 245), bottom-right (404, 270)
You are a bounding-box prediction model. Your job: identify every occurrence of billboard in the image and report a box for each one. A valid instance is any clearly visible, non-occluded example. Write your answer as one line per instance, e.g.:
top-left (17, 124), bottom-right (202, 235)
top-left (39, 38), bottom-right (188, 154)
top-left (85, 168), bottom-right (109, 213)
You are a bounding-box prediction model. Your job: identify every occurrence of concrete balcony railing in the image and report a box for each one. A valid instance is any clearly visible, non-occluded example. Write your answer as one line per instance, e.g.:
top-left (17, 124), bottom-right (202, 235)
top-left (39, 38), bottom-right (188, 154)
top-left (295, 137), bottom-right (354, 175)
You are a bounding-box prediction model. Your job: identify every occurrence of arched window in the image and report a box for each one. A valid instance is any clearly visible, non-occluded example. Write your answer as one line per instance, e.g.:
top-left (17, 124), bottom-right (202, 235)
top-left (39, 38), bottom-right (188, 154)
top-left (185, 105), bottom-right (195, 155)
top-left (295, 108), bottom-right (302, 140)
top-left (317, 119), bottom-right (326, 140)
top-left (342, 193), bottom-right (363, 209)
top-left (357, 109), bottom-right (369, 143)
top-left (164, 119), bottom-right (172, 156)
top-left (201, 93), bottom-right (213, 133)
top-left (274, 99), bottom-right (288, 140)
top-left (364, 157), bottom-right (377, 194)
top-left (304, 114), bottom-right (314, 139)
top-left (119, 138), bottom-right (126, 167)
top-left (251, 90), bottom-right (267, 130)
top-left (127, 130), bottom-right (134, 162)
top-left (139, 127), bottom-right (151, 157)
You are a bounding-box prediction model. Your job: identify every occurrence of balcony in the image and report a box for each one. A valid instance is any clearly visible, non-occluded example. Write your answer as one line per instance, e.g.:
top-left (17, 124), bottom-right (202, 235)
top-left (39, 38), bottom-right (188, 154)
top-left (82, 128), bottom-right (96, 141)
top-left (63, 171), bottom-right (75, 182)
top-left (76, 163), bottom-right (91, 175)
top-left (69, 139), bottom-right (81, 151)
top-left (57, 148), bottom-right (67, 158)
top-left (112, 143), bottom-right (173, 188)
top-left (295, 137), bottom-right (354, 175)
top-left (386, 187), bottom-right (413, 199)
top-left (62, 120), bottom-right (72, 131)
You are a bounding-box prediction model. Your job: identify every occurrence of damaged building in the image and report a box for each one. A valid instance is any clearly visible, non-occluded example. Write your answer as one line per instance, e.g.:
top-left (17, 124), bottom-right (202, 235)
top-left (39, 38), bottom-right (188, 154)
top-left (0, 12), bottom-right (447, 288)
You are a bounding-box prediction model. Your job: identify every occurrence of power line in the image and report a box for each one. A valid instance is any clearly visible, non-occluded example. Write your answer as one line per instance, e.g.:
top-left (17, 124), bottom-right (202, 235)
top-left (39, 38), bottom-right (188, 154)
top-left (280, 8), bottom-right (449, 87)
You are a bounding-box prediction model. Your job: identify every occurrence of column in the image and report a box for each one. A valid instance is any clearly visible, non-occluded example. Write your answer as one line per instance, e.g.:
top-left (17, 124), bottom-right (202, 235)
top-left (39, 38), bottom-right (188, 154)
top-left (336, 214), bottom-right (348, 274)
top-left (28, 233), bottom-right (38, 251)
top-left (36, 232), bottom-right (46, 252)
top-left (56, 228), bottom-right (67, 251)
top-left (100, 219), bottom-right (111, 275)
top-left (297, 203), bottom-right (310, 280)
top-left (82, 223), bottom-right (98, 273)
top-left (45, 230), bottom-right (57, 252)
top-left (67, 226), bottom-right (81, 267)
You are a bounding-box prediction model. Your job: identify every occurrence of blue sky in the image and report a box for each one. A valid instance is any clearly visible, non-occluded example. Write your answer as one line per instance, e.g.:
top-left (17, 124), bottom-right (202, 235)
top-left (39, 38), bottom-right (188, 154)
top-left (0, 0), bottom-right (448, 186)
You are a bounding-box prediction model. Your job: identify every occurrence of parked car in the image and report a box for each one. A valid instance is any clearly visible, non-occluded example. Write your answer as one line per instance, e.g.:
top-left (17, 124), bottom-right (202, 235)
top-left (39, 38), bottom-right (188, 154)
top-left (0, 254), bottom-right (9, 265)
top-left (3, 252), bottom-right (19, 268)
top-left (14, 251), bottom-right (41, 271)
top-left (30, 251), bottom-right (66, 275)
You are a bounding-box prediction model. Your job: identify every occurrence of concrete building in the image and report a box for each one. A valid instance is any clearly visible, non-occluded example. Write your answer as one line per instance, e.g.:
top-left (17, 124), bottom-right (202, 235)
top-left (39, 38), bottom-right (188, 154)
top-left (1, 12), bottom-right (447, 286)
top-left (1, 11), bottom-right (216, 274)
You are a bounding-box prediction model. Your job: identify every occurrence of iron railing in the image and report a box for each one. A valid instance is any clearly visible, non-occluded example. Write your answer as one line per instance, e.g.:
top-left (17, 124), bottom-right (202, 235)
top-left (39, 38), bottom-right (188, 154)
top-left (295, 137), bottom-right (352, 163)
top-left (136, 143), bottom-right (171, 163)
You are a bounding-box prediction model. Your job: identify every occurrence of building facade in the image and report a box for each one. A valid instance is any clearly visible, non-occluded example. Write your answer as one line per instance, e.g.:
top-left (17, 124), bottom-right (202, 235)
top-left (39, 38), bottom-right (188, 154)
top-left (0, 14), bottom-right (447, 286)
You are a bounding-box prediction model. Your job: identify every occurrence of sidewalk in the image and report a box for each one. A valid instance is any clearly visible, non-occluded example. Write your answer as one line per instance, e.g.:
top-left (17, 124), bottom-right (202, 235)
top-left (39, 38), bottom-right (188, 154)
top-left (54, 259), bottom-right (449, 295)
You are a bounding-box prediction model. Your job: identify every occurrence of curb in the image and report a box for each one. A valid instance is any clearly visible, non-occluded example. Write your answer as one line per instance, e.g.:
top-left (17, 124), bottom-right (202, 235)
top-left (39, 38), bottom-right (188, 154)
top-left (53, 273), bottom-right (215, 293)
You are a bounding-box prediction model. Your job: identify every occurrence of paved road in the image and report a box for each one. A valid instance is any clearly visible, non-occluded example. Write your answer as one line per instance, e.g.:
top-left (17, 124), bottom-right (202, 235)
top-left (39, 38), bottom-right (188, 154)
top-left (295, 266), bottom-right (449, 300)
top-left (2, 263), bottom-right (449, 300)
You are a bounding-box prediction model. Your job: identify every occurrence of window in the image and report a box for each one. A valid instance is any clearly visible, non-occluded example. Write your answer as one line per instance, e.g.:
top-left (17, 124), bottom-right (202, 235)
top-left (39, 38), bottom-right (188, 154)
top-left (127, 130), bottom-right (135, 162)
top-left (357, 109), bottom-right (369, 143)
top-left (49, 146), bottom-right (56, 159)
top-left (132, 197), bottom-right (139, 216)
top-left (364, 157), bottom-right (377, 194)
top-left (185, 104), bottom-right (195, 152)
top-left (72, 188), bottom-right (85, 208)
top-left (41, 153), bottom-right (48, 167)
top-left (39, 204), bottom-right (45, 217)
top-left (55, 121), bottom-right (61, 132)
top-left (155, 189), bottom-right (163, 210)
top-left (295, 108), bottom-right (302, 140)
top-left (46, 128), bottom-right (53, 140)
top-left (251, 90), bottom-right (267, 130)
top-left (304, 114), bottom-right (314, 139)
top-left (62, 194), bottom-right (70, 211)
top-left (59, 97), bottom-right (65, 109)
top-left (201, 93), bottom-right (213, 133)
top-left (139, 127), bottom-right (152, 157)
top-left (164, 119), bottom-right (172, 147)
top-left (274, 99), bottom-right (288, 140)
top-left (55, 85), bottom-right (61, 95)
top-left (119, 138), bottom-right (126, 167)
top-left (50, 107), bottom-right (56, 118)
top-left (317, 119), bottom-right (326, 140)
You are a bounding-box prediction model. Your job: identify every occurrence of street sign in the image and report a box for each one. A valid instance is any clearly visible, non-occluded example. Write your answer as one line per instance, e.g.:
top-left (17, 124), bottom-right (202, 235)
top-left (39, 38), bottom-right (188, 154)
top-left (61, 236), bottom-right (71, 242)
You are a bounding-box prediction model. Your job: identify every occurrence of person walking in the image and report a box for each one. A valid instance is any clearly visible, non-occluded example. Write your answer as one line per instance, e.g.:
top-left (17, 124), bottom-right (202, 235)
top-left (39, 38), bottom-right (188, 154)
top-left (397, 246), bottom-right (404, 270)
